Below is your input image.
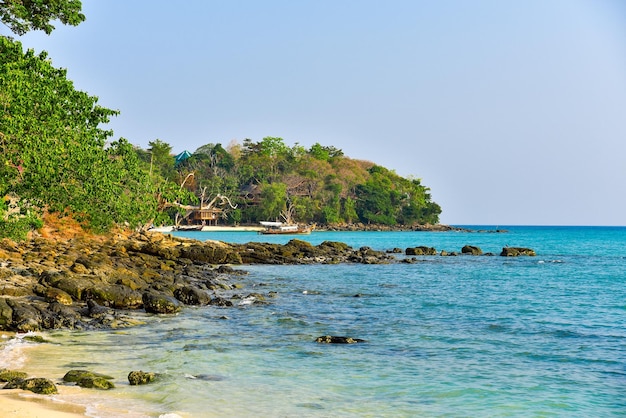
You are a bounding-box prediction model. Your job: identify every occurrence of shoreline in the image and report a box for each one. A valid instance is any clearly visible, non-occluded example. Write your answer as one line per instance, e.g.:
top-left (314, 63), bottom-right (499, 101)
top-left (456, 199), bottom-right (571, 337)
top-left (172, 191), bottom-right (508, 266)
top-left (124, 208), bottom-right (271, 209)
top-left (1, 332), bottom-right (85, 417)
top-left (0, 388), bottom-right (86, 418)
top-left (0, 226), bottom-right (520, 416)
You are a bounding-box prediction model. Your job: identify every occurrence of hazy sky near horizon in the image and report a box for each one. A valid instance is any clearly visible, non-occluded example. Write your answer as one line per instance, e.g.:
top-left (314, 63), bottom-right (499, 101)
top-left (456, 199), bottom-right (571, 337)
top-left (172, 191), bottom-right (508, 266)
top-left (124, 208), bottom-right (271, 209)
top-left (10, 0), bottom-right (626, 225)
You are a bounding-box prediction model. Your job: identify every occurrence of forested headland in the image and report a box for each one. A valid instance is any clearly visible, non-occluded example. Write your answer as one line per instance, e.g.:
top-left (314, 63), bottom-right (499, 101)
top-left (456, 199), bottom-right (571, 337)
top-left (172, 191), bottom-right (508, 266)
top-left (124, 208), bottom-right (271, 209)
top-left (0, 2), bottom-right (441, 241)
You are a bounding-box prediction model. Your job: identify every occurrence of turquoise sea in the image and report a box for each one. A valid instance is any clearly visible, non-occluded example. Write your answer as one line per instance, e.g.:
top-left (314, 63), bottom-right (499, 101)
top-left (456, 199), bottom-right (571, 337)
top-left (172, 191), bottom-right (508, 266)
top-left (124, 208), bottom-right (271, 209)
top-left (2, 226), bottom-right (625, 417)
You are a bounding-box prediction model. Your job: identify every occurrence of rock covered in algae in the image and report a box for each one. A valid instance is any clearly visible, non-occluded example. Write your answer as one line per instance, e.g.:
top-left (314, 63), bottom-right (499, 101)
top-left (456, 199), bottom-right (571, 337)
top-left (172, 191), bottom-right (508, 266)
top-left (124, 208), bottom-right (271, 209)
top-left (63, 369), bottom-right (115, 389)
top-left (4, 377), bottom-right (58, 394)
top-left (128, 370), bottom-right (157, 385)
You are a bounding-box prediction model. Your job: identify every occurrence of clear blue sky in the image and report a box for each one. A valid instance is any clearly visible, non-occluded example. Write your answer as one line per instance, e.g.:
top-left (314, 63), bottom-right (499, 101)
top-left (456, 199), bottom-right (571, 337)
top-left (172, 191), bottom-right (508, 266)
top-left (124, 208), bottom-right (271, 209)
top-left (10, 0), bottom-right (626, 226)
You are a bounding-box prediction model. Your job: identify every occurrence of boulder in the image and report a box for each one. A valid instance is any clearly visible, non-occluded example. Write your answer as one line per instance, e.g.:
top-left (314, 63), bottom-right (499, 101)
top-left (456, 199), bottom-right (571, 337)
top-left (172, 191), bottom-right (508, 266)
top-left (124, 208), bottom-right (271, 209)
top-left (179, 243), bottom-right (242, 264)
top-left (86, 299), bottom-right (112, 319)
top-left (174, 285), bottom-right (211, 305)
top-left (6, 299), bottom-right (41, 332)
top-left (0, 369), bottom-right (28, 383)
top-left (128, 370), bottom-right (156, 385)
top-left (4, 377), bottom-right (58, 394)
top-left (62, 370), bottom-right (114, 383)
top-left (500, 247), bottom-right (536, 257)
top-left (63, 370), bottom-right (115, 389)
top-left (44, 287), bottom-right (73, 305)
top-left (461, 245), bottom-right (483, 255)
top-left (45, 302), bottom-right (80, 329)
top-left (405, 246), bottom-right (437, 256)
top-left (77, 376), bottom-right (115, 390)
top-left (142, 292), bottom-right (182, 314)
top-left (87, 284), bottom-right (143, 309)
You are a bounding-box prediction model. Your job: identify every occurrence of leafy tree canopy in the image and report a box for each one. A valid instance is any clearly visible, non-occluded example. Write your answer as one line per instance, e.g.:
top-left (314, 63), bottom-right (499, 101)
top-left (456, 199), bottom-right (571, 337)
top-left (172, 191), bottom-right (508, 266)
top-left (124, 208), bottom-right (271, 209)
top-left (1, 0), bottom-right (85, 35)
top-left (0, 37), bottom-right (158, 237)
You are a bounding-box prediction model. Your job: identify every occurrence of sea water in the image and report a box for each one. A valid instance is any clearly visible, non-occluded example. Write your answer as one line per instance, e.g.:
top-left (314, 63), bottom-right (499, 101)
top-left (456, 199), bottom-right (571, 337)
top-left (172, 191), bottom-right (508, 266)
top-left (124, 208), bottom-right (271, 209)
top-left (4, 226), bottom-right (625, 417)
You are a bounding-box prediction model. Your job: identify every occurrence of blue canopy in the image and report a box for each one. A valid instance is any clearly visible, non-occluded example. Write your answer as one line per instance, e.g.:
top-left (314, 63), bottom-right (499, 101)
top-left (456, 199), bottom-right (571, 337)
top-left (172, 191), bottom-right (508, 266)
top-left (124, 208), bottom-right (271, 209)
top-left (175, 150), bottom-right (192, 165)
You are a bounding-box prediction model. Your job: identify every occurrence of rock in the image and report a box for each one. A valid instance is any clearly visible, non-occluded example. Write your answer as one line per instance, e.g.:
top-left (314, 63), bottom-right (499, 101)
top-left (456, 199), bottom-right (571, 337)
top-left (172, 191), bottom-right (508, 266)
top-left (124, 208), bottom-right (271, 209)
top-left (87, 284), bottom-right (143, 309)
top-left (86, 299), bottom-right (112, 319)
top-left (348, 246), bottom-right (392, 264)
top-left (4, 377), bottom-right (58, 394)
top-left (6, 299), bottom-right (41, 332)
top-left (405, 246), bottom-right (437, 256)
top-left (174, 285), bottom-right (211, 305)
top-left (63, 370), bottom-right (114, 383)
top-left (461, 245), bottom-right (483, 255)
top-left (23, 335), bottom-right (49, 343)
top-left (315, 335), bottom-right (366, 344)
top-left (63, 370), bottom-right (115, 389)
top-left (500, 247), bottom-right (536, 257)
top-left (44, 287), bottom-right (73, 305)
top-left (142, 292), bottom-right (182, 314)
top-left (0, 369), bottom-right (28, 383)
top-left (0, 298), bottom-right (13, 329)
top-left (208, 296), bottom-right (233, 307)
top-left (128, 370), bottom-right (156, 385)
top-left (77, 376), bottom-right (115, 390)
top-left (179, 243), bottom-right (242, 264)
top-left (47, 301), bottom-right (81, 328)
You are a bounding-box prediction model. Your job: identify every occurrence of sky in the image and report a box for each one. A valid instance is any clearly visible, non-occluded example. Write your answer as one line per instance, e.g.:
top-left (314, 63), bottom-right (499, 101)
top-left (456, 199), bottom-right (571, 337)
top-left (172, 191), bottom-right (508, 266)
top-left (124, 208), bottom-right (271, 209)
top-left (8, 0), bottom-right (626, 226)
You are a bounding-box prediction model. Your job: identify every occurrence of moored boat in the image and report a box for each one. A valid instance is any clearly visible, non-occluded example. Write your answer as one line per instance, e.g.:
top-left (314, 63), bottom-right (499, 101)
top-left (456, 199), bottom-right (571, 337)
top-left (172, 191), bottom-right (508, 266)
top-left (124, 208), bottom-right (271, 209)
top-left (259, 221), bottom-right (314, 235)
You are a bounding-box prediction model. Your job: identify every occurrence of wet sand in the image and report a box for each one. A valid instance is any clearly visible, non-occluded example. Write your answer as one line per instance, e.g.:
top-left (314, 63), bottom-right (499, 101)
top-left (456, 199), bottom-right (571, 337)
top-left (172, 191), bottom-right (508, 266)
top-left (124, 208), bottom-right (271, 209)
top-left (0, 388), bottom-right (86, 417)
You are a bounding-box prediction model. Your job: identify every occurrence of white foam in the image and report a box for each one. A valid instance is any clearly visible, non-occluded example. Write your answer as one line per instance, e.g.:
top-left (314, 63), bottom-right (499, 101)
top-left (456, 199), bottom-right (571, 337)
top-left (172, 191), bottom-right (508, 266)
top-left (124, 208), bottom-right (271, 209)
top-left (0, 332), bottom-right (38, 369)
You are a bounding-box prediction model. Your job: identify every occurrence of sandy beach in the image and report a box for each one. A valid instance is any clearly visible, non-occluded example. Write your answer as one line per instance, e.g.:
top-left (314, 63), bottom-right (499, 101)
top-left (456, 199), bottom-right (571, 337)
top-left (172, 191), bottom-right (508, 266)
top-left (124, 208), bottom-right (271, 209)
top-left (0, 389), bottom-right (85, 417)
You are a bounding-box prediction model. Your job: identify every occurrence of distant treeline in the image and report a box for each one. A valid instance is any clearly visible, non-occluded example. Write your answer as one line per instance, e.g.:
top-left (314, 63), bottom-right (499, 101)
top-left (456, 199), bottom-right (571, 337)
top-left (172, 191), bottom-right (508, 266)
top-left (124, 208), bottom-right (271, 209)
top-left (143, 137), bottom-right (441, 227)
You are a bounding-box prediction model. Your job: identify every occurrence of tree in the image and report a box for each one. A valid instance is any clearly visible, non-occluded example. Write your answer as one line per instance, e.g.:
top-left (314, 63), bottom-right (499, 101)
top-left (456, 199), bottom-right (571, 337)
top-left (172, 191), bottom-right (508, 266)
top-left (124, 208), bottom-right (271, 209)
top-left (1, 0), bottom-right (85, 35)
top-left (0, 37), bottom-right (159, 234)
top-left (259, 182), bottom-right (287, 221)
top-left (148, 139), bottom-right (175, 180)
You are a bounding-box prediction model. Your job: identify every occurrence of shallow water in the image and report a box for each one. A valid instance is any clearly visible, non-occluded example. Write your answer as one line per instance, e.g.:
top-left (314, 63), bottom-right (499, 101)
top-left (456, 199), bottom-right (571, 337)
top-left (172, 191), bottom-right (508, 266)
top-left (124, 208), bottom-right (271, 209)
top-left (4, 226), bottom-right (626, 417)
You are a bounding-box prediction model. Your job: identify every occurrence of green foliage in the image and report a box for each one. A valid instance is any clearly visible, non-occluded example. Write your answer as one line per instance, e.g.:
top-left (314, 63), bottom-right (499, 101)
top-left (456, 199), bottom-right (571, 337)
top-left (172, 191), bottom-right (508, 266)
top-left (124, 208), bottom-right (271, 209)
top-left (0, 0), bottom-right (85, 35)
top-left (166, 137), bottom-right (441, 226)
top-left (260, 182), bottom-right (287, 220)
top-left (0, 195), bottom-right (42, 240)
top-left (0, 38), bottom-right (160, 237)
top-left (148, 139), bottom-right (175, 180)
top-left (309, 143), bottom-right (343, 161)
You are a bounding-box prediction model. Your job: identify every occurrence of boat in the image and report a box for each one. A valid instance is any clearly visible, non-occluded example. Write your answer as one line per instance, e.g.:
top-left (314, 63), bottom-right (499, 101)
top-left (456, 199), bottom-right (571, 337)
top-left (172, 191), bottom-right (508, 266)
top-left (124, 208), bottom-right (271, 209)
top-left (259, 221), bottom-right (314, 235)
top-left (176, 225), bottom-right (204, 231)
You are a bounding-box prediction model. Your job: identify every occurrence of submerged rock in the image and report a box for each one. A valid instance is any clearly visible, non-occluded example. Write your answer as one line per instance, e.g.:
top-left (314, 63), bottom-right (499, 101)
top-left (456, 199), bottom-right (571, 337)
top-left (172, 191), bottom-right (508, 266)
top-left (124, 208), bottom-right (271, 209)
top-left (63, 370), bottom-right (114, 383)
top-left (315, 335), bottom-right (366, 344)
top-left (77, 376), bottom-right (115, 390)
top-left (128, 370), bottom-right (156, 385)
top-left (63, 370), bottom-right (115, 390)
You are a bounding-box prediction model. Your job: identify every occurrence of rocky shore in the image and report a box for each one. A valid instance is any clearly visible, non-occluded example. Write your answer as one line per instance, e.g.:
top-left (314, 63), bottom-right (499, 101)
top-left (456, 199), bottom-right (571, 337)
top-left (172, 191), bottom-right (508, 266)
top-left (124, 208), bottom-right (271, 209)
top-left (0, 231), bottom-right (534, 333)
top-left (0, 232), bottom-right (399, 333)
